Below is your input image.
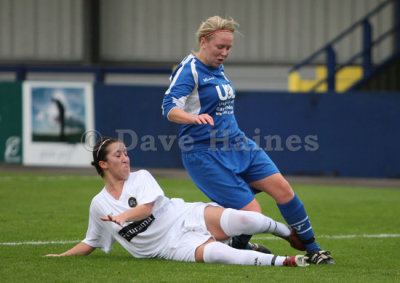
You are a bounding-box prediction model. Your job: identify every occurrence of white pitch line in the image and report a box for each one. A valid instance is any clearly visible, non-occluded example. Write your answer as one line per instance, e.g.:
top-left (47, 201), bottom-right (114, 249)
top-left (0, 240), bottom-right (80, 246)
top-left (252, 233), bottom-right (400, 241)
top-left (1, 234), bottom-right (399, 246)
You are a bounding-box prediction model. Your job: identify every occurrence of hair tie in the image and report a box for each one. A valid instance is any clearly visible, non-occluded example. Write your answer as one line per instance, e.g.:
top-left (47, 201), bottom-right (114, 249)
top-left (96, 139), bottom-right (111, 159)
top-left (202, 29), bottom-right (233, 40)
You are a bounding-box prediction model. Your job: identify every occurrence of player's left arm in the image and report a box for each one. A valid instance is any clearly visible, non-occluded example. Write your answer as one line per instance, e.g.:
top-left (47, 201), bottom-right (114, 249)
top-left (100, 202), bottom-right (155, 227)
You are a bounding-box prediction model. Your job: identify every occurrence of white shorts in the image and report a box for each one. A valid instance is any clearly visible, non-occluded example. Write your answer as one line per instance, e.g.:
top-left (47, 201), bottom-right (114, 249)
top-left (159, 201), bottom-right (220, 262)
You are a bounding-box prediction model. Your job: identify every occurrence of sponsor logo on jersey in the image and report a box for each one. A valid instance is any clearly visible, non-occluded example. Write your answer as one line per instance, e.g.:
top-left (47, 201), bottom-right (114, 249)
top-left (216, 84), bottom-right (235, 101)
top-left (118, 215), bottom-right (155, 241)
top-left (203, 77), bottom-right (215, 82)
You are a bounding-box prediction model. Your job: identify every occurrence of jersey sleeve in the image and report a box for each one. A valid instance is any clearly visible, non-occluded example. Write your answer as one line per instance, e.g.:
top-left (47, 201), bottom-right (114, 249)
top-left (162, 57), bottom-right (197, 120)
top-left (128, 170), bottom-right (170, 218)
top-left (131, 170), bottom-right (165, 204)
top-left (82, 198), bottom-right (115, 253)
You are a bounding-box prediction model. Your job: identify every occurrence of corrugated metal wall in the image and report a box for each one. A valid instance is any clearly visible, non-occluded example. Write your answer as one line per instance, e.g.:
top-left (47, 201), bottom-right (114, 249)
top-left (100, 0), bottom-right (394, 64)
top-left (0, 0), bottom-right (83, 62)
top-left (0, 0), bottom-right (395, 64)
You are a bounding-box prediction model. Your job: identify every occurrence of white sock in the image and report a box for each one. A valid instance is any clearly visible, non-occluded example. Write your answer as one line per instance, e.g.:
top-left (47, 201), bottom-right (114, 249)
top-left (219, 208), bottom-right (290, 238)
top-left (203, 241), bottom-right (286, 266)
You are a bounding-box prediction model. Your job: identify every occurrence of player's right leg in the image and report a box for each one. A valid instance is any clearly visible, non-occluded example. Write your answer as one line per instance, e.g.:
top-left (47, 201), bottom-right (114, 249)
top-left (182, 149), bottom-right (270, 252)
top-left (199, 241), bottom-right (308, 267)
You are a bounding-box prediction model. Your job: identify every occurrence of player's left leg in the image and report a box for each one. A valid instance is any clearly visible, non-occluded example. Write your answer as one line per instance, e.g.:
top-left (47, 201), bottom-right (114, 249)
top-left (204, 206), bottom-right (304, 251)
top-left (249, 173), bottom-right (335, 264)
top-left (244, 139), bottom-right (334, 264)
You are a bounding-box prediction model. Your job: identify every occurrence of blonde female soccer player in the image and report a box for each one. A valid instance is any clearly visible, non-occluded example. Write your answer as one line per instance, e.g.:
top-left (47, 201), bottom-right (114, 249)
top-left (162, 16), bottom-right (333, 264)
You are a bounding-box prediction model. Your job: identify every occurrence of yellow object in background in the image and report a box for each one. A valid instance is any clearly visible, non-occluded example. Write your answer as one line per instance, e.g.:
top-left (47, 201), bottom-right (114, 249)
top-left (289, 66), bottom-right (363, 92)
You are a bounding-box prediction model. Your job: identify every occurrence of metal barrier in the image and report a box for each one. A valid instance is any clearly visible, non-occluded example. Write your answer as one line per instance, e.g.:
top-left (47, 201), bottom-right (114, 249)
top-left (0, 65), bottom-right (171, 83)
top-left (288, 0), bottom-right (400, 92)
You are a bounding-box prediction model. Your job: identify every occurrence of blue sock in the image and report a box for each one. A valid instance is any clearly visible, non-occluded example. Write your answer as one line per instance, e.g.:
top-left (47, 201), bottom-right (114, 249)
top-left (230, 235), bottom-right (252, 250)
top-left (277, 194), bottom-right (320, 252)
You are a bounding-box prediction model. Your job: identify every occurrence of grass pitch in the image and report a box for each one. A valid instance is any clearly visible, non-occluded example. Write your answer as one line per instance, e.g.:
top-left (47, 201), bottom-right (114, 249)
top-left (0, 171), bottom-right (399, 282)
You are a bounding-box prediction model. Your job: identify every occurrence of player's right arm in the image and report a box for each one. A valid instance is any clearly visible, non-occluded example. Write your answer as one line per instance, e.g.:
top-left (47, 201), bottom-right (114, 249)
top-left (45, 242), bottom-right (95, 257)
top-left (168, 107), bottom-right (214, 126)
top-left (162, 55), bottom-right (214, 126)
top-left (100, 202), bottom-right (155, 227)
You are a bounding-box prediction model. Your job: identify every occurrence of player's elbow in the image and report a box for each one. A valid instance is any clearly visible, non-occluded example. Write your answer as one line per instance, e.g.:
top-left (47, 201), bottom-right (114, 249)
top-left (165, 106), bottom-right (180, 122)
top-left (143, 202), bottom-right (155, 216)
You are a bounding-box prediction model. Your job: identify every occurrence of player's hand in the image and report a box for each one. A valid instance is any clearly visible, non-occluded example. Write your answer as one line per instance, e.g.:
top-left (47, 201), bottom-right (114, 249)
top-left (100, 214), bottom-right (125, 227)
top-left (44, 254), bottom-right (63, 257)
top-left (193, 113), bottom-right (214, 126)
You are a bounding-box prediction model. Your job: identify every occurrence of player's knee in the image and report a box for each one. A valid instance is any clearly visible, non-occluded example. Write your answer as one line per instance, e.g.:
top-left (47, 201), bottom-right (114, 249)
top-left (220, 208), bottom-right (260, 236)
top-left (228, 214), bottom-right (254, 234)
top-left (280, 178), bottom-right (293, 194)
top-left (203, 242), bottom-right (229, 263)
top-left (235, 211), bottom-right (259, 230)
top-left (274, 178), bottom-right (295, 203)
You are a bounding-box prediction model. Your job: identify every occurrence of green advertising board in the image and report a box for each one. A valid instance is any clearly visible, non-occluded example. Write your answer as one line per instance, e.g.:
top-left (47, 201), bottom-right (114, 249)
top-left (0, 82), bottom-right (22, 163)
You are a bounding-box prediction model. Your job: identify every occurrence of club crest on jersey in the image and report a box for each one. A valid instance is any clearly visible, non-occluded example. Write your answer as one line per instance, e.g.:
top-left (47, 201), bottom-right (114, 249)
top-left (128, 197), bottom-right (137, 207)
top-left (216, 84), bottom-right (235, 101)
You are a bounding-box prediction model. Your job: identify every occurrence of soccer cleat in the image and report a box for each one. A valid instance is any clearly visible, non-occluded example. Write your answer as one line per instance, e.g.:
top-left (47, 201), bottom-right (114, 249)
top-left (249, 243), bottom-right (272, 254)
top-left (305, 250), bottom-right (335, 264)
top-left (283, 255), bottom-right (309, 267)
top-left (279, 228), bottom-right (306, 251)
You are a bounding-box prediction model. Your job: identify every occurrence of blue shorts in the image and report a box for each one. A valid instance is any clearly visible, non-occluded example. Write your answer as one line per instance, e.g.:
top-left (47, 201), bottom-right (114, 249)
top-left (182, 137), bottom-right (280, 209)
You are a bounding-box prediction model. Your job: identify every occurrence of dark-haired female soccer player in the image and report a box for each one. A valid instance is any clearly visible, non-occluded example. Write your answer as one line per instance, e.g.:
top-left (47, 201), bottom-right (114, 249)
top-left (45, 137), bottom-right (308, 267)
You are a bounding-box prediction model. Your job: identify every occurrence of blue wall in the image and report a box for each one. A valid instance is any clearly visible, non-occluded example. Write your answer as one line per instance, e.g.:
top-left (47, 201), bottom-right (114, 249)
top-left (94, 84), bottom-right (183, 168)
top-left (235, 91), bottom-right (400, 178)
top-left (94, 84), bottom-right (400, 178)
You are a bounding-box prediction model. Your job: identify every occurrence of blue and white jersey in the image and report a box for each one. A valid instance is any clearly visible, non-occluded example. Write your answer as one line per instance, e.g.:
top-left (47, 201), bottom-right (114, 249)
top-left (162, 54), bottom-right (244, 146)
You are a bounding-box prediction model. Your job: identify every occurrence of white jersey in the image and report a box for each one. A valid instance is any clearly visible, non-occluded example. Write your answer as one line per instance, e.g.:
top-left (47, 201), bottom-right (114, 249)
top-left (83, 170), bottom-right (216, 261)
